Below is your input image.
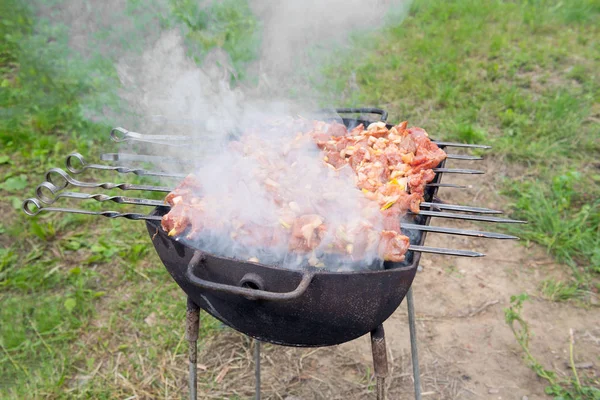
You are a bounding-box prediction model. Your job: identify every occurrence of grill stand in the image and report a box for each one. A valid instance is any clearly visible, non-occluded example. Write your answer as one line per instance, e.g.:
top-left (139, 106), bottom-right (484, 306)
top-left (407, 287), bottom-right (422, 400)
top-left (186, 298), bottom-right (200, 400)
top-left (184, 297), bottom-right (423, 400)
top-left (255, 341), bottom-right (261, 400)
top-left (184, 297), bottom-right (422, 400)
top-left (370, 324), bottom-right (389, 399)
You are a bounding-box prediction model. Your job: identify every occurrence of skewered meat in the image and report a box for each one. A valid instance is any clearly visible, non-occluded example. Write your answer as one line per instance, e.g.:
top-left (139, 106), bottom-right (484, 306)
top-left (378, 230), bottom-right (411, 262)
top-left (162, 118), bottom-right (446, 265)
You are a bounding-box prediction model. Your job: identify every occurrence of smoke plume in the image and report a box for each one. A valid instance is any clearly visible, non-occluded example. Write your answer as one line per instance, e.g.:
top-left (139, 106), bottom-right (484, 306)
top-left (39, 0), bottom-right (413, 270)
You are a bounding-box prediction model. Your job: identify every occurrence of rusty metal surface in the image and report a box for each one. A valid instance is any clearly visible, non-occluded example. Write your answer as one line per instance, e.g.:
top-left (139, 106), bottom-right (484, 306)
top-left (371, 325), bottom-right (388, 377)
top-left (145, 117), bottom-right (443, 347)
top-left (186, 298), bottom-right (200, 400)
top-left (148, 221), bottom-right (419, 346)
top-left (186, 298), bottom-right (200, 344)
top-left (371, 325), bottom-right (389, 400)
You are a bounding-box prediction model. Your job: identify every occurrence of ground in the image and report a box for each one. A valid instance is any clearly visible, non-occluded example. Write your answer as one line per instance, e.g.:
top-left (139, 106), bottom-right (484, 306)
top-left (1, 0), bottom-right (599, 398)
top-left (141, 158), bottom-right (597, 400)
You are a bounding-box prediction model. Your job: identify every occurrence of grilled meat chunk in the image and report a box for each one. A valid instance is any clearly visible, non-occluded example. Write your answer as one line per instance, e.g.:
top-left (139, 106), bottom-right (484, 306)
top-left (162, 118), bottom-right (446, 265)
top-left (378, 230), bottom-right (411, 262)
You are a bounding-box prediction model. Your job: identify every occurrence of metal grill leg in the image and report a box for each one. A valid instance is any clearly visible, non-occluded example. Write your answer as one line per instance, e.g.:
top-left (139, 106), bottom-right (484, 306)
top-left (370, 324), bottom-right (388, 400)
top-left (407, 287), bottom-right (422, 400)
top-left (186, 297), bottom-right (200, 400)
top-left (255, 340), bottom-right (261, 400)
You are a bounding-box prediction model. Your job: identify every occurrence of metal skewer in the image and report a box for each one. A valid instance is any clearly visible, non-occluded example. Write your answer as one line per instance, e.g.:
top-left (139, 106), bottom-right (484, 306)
top-left (110, 127), bottom-right (491, 151)
top-left (424, 183), bottom-right (467, 189)
top-left (33, 187), bottom-right (514, 239)
top-left (22, 199), bottom-right (489, 258)
top-left (102, 152), bottom-right (482, 166)
top-left (432, 168), bottom-right (484, 174)
top-left (410, 210), bottom-right (526, 224)
top-left (35, 182), bottom-right (165, 207)
top-left (66, 153), bottom-right (185, 178)
top-left (111, 127), bottom-right (190, 145)
top-left (102, 153), bottom-right (194, 165)
top-left (44, 168), bottom-right (172, 193)
top-left (401, 223), bottom-right (518, 240)
top-left (408, 245), bottom-right (484, 257)
top-left (35, 183), bottom-right (498, 217)
top-left (419, 202), bottom-right (502, 214)
top-left (22, 198), bottom-right (163, 221)
top-left (445, 154), bottom-right (483, 161)
top-left (42, 167), bottom-right (454, 195)
top-left (432, 141), bottom-right (491, 149)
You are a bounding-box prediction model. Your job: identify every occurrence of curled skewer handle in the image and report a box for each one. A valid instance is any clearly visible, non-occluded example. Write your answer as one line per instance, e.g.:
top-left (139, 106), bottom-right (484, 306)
top-left (35, 181), bottom-right (164, 207)
top-left (66, 152), bottom-right (97, 174)
top-left (22, 198), bottom-right (163, 221)
top-left (35, 181), bottom-right (61, 204)
top-left (44, 168), bottom-right (173, 193)
top-left (110, 127), bottom-right (190, 145)
top-left (66, 153), bottom-right (186, 178)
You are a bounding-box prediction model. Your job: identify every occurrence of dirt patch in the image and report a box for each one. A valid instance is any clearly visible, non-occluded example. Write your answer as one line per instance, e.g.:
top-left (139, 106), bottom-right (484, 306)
top-left (63, 157), bottom-right (599, 399)
top-left (184, 156), bottom-right (599, 399)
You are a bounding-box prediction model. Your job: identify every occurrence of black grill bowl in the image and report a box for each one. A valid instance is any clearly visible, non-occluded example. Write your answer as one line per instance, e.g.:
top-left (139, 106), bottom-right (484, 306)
top-left (145, 117), bottom-right (442, 347)
top-left (147, 211), bottom-right (420, 347)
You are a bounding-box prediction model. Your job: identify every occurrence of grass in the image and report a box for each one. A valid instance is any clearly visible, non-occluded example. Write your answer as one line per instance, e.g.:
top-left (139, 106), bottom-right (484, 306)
top-left (1, 0), bottom-right (599, 398)
top-left (167, 0), bottom-right (261, 78)
top-left (321, 0), bottom-right (600, 299)
top-left (0, 1), bottom-right (222, 397)
top-left (505, 171), bottom-right (600, 298)
top-left (505, 294), bottom-right (600, 398)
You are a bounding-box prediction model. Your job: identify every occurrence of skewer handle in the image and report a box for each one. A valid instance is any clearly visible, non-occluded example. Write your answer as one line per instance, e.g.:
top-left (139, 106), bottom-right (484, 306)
top-left (66, 153), bottom-right (185, 178)
top-left (111, 127), bottom-right (190, 145)
top-left (44, 168), bottom-right (172, 192)
top-left (22, 198), bottom-right (163, 221)
top-left (35, 182), bottom-right (165, 207)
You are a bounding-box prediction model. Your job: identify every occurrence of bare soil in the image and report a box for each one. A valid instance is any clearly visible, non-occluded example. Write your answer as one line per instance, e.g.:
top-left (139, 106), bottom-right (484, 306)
top-left (191, 157), bottom-right (599, 400)
top-left (60, 159), bottom-right (600, 400)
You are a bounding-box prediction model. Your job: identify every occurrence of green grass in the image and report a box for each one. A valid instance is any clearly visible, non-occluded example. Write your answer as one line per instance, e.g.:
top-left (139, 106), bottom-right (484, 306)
top-left (1, 0), bottom-right (599, 397)
top-left (167, 0), bottom-right (261, 78)
top-left (0, 1), bottom-right (223, 397)
top-left (505, 294), bottom-right (600, 398)
top-left (505, 171), bottom-right (600, 296)
top-left (321, 0), bottom-right (600, 297)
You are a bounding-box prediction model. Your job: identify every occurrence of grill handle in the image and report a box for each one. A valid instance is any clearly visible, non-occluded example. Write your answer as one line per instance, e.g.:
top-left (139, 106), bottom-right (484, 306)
top-left (186, 251), bottom-right (315, 301)
top-left (334, 108), bottom-right (388, 122)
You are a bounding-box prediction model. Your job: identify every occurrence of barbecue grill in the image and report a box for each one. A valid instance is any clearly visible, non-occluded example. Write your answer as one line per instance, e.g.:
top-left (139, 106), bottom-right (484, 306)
top-left (22, 108), bottom-right (523, 400)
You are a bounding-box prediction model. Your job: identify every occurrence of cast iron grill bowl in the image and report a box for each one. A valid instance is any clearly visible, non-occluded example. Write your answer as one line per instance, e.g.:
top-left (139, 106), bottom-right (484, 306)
top-left (143, 112), bottom-right (441, 346)
top-left (146, 163), bottom-right (438, 348)
top-left (21, 108), bottom-right (524, 399)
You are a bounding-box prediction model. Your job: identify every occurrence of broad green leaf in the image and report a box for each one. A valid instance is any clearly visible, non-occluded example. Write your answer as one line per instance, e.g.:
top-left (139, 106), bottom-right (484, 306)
top-left (1, 175), bottom-right (28, 192)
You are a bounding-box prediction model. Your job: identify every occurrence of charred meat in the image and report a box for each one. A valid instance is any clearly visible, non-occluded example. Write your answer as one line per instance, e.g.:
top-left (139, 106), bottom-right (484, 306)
top-left (162, 119), bottom-right (446, 265)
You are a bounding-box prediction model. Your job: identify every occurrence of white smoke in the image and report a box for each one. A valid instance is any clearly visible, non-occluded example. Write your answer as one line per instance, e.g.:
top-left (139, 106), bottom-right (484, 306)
top-left (39, 0), bottom-right (413, 270)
